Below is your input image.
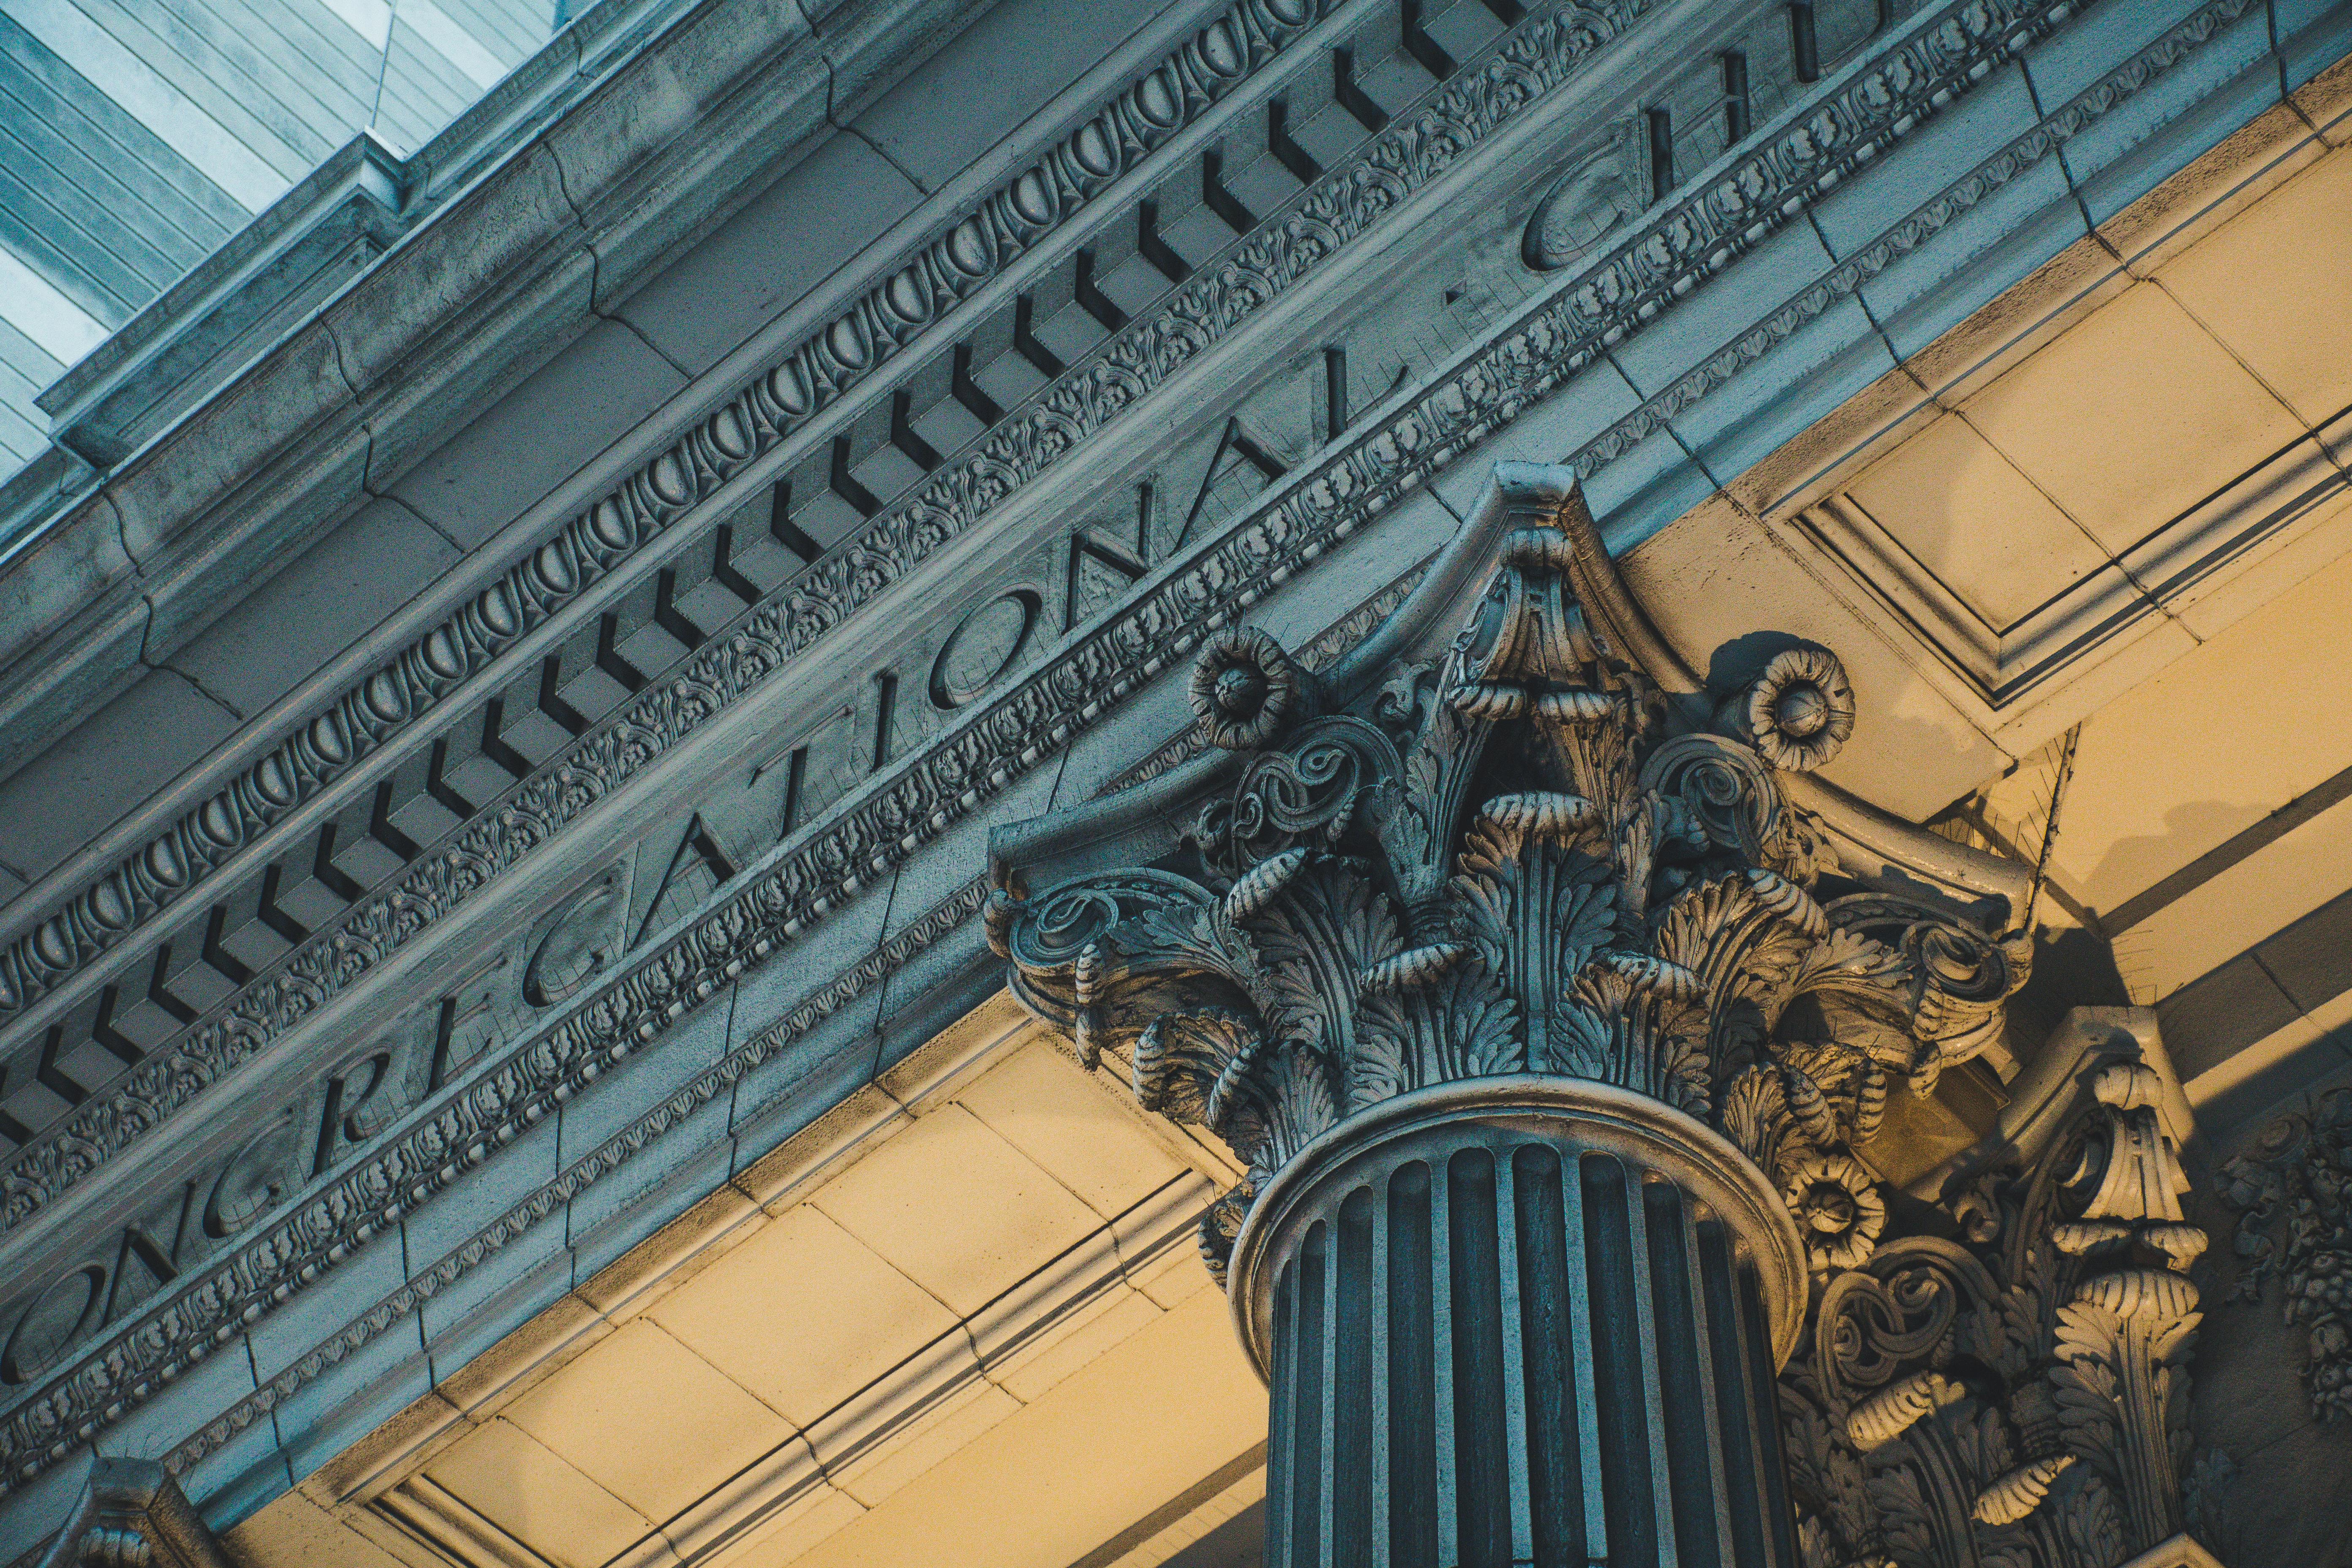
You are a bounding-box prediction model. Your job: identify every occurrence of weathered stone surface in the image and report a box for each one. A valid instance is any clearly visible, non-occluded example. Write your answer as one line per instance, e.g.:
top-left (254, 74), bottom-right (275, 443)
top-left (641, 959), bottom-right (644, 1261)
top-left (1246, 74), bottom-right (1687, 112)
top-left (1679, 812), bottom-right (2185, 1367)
top-left (0, 668), bottom-right (241, 883)
top-left (171, 500), bottom-right (465, 718)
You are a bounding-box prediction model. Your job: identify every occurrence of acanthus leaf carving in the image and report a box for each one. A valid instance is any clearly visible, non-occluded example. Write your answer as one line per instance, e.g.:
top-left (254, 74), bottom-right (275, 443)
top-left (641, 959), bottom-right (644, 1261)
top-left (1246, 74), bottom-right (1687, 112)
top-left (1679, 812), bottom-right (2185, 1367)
top-left (2220, 1083), bottom-right (2352, 1422)
top-left (991, 468), bottom-right (2214, 1568)
top-left (991, 471), bottom-right (2031, 1294)
top-left (1783, 1054), bottom-right (2213, 1568)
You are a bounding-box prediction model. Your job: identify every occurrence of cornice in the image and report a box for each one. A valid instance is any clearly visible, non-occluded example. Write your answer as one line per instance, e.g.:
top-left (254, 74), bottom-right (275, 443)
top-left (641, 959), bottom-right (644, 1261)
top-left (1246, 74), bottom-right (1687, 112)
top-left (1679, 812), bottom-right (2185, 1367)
top-left (0, 0), bottom-right (1354, 1034)
top-left (0, 0), bottom-right (977, 769)
top-left (0, 0), bottom-right (2255, 1504)
top-left (0, 0), bottom-right (1660, 1230)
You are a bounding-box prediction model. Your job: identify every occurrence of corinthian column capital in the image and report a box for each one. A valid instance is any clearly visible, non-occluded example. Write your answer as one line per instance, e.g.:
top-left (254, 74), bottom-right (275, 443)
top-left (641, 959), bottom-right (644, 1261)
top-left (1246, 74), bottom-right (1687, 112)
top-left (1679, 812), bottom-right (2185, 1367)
top-left (987, 466), bottom-right (2218, 1568)
top-left (988, 465), bottom-right (2028, 1293)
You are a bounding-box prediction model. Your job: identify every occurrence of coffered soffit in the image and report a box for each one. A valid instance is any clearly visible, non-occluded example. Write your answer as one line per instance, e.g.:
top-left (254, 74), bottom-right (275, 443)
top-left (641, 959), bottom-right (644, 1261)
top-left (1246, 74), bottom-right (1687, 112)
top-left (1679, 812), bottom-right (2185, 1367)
top-left (226, 1000), bottom-right (1264, 1568)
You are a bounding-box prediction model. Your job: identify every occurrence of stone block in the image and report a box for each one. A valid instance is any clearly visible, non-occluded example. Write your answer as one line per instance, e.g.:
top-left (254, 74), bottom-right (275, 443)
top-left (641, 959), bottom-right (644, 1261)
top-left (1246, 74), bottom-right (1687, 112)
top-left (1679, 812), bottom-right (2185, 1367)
top-left (269, 1312), bottom-right (433, 1494)
top-left (2192, 1020), bottom-right (2352, 1149)
top-left (647, 1200), bottom-right (956, 1426)
top-left (2021, 0), bottom-right (2222, 107)
top-left (415, 1213), bottom-right (575, 1380)
top-left (301, 1385), bottom-right (475, 1512)
top-left (808, 1100), bottom-right (1102, 1316)
top-left (404, 1111), bottom-right (566, 1271)
top-left (92, 1330), bottom-right (259, 1465)
top-left (2281, 0), bottom-right (2352, 98)
top-left (2161, 953), bottom-right (2306, 1081)
top-left (226, 1486), bottom-right (427, 1568)
top-left (2255, 887), bottom-right (2352, 1013)
top-left (0, 495), bottom-right (133, 694)
top-left (353, 248), bottom-right (602, 495)
top-left (434, 1293), bottom-right (609, 1426)
top-left (170, 499), bottom-right (463, 717)
top-left (572, 28), bottom-right (841, 310)
top-left (733, 1079), bottom-right (906, 1212)
top-left (547, 0), bottom-right (813, 237)
top-left (2289, 41), bottom-right (2352, 139)
top-left (574, 1181), bottom-right (759, 1326)
top-left (1037, 653), bottom-right (1203, 817)
top-left (108, 325), bottom-right (361, 572)
top-left (0, 588), bottom-right (151, 800)
top-left (1812, 63), bottom-right (2047, 261)
top-left (389, 318), bottom-right (688, 549)
top-left (880, 764), bottom-right (1055, 946)
top-left (420, 1415), bottom-right (655, 1565)
top-left (565, 1122), bottom-right (740, 1287)
top-left (1866, 155), bottom-right (2086, 366)
top-left (0, 666), bottom-right (241, 882)
top-left (847, 0), bottom-right (1182, 193)
top-left (1663, 296), bottom-right (1897, 499)
top-left (495, 1318), bottom-right (793, 1525)
top-left (2156, 130), bottom-right (2352, 426)
top-left (2031, 2), bottom-right (2279, 228)
top-left (1726, 359), bottom-right (1942, 525)
top-left (1900, 231), bottom-right (2130, 412)
top-left (1578, 419), bottom-right (1716, 553)
top-left (1263, 484), bottom-right (1467, 664)
top-left (868, 920), bottom-right (997, 1082)
top-left (615, 131), bottom-right (926, 376)
top-left (1607, 220), bottom-right (1835, 400)
top-left (732, 1023), bottom-right (902, 1192)
top-left (248, 1228), bottom-right (416, 1384)
top-left (327, 146), bottom-right (582, 399)
top-left (556, 986), bottom-right (737, 1171)
top-left (2100, 100), bottom-right (2325, 279)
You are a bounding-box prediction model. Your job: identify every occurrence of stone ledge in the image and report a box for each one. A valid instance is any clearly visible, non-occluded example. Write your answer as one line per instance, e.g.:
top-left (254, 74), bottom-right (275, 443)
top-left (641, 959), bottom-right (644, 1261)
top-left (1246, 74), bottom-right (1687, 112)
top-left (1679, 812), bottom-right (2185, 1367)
top-left (0, 0), bottom-right (994, 785)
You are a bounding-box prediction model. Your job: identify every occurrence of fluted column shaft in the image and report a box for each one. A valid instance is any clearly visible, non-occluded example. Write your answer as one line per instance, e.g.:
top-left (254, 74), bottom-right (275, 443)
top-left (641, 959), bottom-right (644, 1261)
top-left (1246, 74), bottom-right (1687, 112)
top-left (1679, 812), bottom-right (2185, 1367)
top-left (1233, 1082), bottom-right (1805, 1568)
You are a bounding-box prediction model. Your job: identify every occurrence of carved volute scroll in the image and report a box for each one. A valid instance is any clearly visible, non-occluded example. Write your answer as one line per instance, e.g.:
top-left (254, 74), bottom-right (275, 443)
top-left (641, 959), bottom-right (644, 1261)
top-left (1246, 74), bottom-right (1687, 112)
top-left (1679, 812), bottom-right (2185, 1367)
top-left (986, 465), bottom-right (2213, 1568)
top-left (988, 468), bottom-right (2027, 1283)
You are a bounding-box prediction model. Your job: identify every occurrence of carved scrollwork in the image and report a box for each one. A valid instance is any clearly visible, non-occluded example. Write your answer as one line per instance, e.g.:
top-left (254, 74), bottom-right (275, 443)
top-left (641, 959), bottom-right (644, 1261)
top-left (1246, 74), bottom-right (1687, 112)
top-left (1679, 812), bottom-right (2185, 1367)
top-left (2221, 1083), bottom-right (2352, 1421)
top-left (1190, 716), bottom-right (1396, 882)
top-left (1783, 1057), bottom-right (2210, 1568)
top-left (991, 477), bottom-right (2028, 1285)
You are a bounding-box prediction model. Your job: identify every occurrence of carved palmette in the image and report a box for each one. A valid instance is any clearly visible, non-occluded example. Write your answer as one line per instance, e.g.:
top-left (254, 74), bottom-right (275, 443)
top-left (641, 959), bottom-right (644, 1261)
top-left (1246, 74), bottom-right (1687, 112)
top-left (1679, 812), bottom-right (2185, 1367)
top-left (987, 483), bottom-right (2026, 1283)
